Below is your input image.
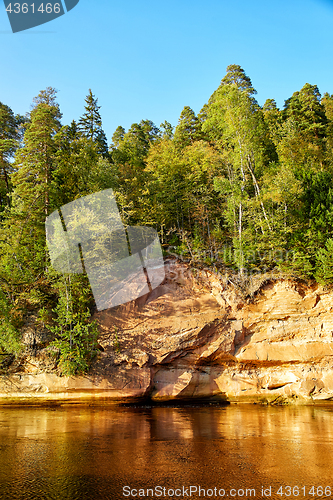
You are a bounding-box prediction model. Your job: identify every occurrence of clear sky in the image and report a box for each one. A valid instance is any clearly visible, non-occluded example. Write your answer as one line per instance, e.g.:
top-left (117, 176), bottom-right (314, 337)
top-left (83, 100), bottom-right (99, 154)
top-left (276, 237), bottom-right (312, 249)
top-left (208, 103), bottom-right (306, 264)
top-left (1, 0), bottom-right (333, 143)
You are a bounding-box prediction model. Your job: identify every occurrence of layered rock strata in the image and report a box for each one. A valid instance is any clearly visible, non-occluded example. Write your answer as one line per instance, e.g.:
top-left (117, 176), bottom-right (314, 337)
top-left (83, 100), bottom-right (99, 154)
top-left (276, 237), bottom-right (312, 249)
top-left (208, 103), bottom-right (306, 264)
top-left (2, 260), bottom-right (333, 405)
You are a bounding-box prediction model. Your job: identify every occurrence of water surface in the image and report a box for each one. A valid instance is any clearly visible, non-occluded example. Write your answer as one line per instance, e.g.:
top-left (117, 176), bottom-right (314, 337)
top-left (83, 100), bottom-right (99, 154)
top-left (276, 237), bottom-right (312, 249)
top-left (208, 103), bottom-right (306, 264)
top-left (0, 404), bottom-right (333, 499)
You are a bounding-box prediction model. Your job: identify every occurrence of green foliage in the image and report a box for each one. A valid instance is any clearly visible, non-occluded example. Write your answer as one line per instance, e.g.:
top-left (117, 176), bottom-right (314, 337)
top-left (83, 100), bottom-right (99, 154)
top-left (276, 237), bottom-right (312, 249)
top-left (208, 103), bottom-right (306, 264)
top-left (110, 119), bottom-right (161, 225)
top-left (160, 121), bottom-right (174, 140)
top-left (0, 321), bottom-right (22, 357)
top-left (49, 274), bottom-right (99, 376)
top-left (50, 314), bottom-right (99, 376)
top-left (2, 67), bottom-right (333, 375)
top-left (220, 64), bottom-right (256, 94)
top-left (10, 88), bottom-right (61, 255)
top-left (0, 291), bottom-right (22, 356)
top-left (204, 66), bottom-right (274, 273)
top-left (0, 101), bottom-right (22, 210)
top-left (78, 89), bottom-right (108, 157)
top-left (174, 106), bottom-right (202, 148)
top-left (37, 307), bottom-right (51, 328)
top-left (53, 128), bottom-right (113, 206)
top-left (315, 239), bottom-right (333, 285)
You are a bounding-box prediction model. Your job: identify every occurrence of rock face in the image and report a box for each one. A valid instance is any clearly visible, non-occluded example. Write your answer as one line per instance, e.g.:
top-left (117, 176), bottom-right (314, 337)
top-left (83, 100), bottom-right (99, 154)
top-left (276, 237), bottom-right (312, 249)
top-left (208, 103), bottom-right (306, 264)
top-left (2, 259), bottom-right (333, 405)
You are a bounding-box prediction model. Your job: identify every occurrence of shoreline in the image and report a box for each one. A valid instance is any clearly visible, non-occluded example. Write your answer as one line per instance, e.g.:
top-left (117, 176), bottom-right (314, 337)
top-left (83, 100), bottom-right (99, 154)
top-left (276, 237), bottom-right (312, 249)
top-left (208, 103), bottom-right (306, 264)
top-left (0, 369), bottom-right (332, 407)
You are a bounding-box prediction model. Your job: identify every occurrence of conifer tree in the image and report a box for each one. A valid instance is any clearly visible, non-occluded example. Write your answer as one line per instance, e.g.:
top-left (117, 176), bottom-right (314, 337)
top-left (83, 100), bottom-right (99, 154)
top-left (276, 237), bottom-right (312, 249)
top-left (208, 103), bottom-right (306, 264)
top-left (12, 88), bottom-right (61, 219)
top-left (0, 102), bottom-right (21, 208)
top-left (322, 92), bottom-right (333, 165)
top-left (220, 64), bottom-right (255, 93)
top-left (109, 120), bottom-right (160, 224)
top-left (174, 106), bottom-right (201, 148)
top-left (263, 99), bottom-right (282, 148)
top-left (2, 88), bottom-right (62, 287)
top-left (110, 125), bottom-right (125, 149)
top-left (160, 121), bottom-right (174, 140)
top-left (78, 89), bottom-right (108, 156)
top-left (281, 84), bottom-right (327, 171)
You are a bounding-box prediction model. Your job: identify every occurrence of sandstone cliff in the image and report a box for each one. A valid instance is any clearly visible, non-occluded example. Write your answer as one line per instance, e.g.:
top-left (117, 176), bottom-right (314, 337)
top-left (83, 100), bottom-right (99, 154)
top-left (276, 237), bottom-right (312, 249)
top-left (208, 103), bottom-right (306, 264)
top-left (1, 259), bottom-right (333, 405)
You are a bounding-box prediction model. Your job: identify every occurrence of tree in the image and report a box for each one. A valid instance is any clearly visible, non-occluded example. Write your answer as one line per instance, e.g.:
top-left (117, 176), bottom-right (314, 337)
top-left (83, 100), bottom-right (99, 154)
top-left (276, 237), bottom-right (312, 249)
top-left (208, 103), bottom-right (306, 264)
top-left (33, 86), bottom-right (60, 107)
top-left (160, 120), bottom-right (174, 140)
top-left (203, 65), bottom-right (272, 273)
top-left (315, 238), bottom-right (333, 285)
top-left (272, 84), bottom-right (331, 273)
top-left (12, 88), bottom-right (61, 219)
top-left (174, 106), bottom-right (202, 148)
top-left (280, 84), bottom-right (327, 172)
top-left (53, 124), bottom-right (114, 207)
top-left (220, 64), bottom-right (255, 93)
top-left (0, 102), bottom-right (21, 209)
top-left (0, 90), bottom-right (63, 363)
top-left (145, 138), bottom-right (221, 256)
top-left (263, 99), bottom-right (282, 150)
top-left (78, 89), bottom-right (108, 156)
top-left (322, 92), bottom-right (333, 165)
top-left (110, 125), bottom-right (125, 149)
top-left (110, 120), bottom-right (160, 225)
top-left (49, 273), bottom-right (99, 376)
top-left (1, 88), bottom-right (62, 292)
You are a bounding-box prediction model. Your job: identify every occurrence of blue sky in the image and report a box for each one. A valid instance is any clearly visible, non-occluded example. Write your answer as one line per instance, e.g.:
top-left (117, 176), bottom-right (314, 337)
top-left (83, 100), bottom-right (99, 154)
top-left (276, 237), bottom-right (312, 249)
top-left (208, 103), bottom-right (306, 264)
top-left (1, 0), bottom-right (333, 142)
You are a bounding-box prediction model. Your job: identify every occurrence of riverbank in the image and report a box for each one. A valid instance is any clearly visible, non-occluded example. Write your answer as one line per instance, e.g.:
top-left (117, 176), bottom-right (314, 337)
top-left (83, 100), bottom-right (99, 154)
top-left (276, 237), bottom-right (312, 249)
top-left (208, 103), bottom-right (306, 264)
top-left (2, 259), bottom-right (333, 406)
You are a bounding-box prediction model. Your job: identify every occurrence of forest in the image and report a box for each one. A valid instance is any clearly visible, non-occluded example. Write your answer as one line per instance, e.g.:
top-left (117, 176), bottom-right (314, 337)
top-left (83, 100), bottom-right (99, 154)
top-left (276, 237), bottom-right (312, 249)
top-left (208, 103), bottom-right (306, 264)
top-left (1, 64), bottom-right (333, 374)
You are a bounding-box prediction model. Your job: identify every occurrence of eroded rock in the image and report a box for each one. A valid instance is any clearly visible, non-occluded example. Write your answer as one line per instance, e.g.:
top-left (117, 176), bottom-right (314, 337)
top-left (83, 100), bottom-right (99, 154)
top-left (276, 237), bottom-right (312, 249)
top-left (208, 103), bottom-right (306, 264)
top-left (2, 260), bottom-right (333, 404)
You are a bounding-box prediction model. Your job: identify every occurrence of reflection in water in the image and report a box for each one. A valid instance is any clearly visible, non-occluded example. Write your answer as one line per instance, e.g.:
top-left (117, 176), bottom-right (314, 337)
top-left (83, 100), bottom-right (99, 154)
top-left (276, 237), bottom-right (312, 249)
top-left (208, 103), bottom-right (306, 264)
top-left (0, 405), bottom-right (333, 499)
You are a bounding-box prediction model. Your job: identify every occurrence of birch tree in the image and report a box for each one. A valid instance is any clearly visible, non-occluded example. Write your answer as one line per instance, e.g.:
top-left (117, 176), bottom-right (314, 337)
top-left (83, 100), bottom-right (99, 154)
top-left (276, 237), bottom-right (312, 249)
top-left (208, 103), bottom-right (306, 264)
top-left (204, 65), bottom-right (272, 273)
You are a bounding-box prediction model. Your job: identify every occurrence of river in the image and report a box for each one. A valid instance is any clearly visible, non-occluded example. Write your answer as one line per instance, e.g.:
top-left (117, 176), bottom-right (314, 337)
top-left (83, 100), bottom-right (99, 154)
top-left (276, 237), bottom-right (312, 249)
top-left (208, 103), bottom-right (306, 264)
top-left (0, 403), bottom-right (332, 499)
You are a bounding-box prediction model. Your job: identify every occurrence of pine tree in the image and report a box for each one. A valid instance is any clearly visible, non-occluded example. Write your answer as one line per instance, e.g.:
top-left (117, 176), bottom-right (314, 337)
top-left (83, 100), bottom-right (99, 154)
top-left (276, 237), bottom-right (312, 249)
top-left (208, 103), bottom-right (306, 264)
top-left (281, 84), bottom-right (327, 171)
top-left (1, 88), bottom-right (62, 289)
top-left (321, 92), bottom-right (333, 164)
top-left (12, 88), bottom-right (61, 219)
top-left (110, 125), bottom-right (125, 149)
top-left (0, 102), bottom-right (21, 208)
top-left (160, 121), bottom-right (174, 140)
top-left (174, 106), bottom-right (201, 148)
top-left (78, 89), bottom-right (108, 156)
top-left (109, 120), bottom-right (160, 225)
top-left (53, 124), bottom-right (110, 206)
top-left (220, 64), bottom-right (256, 93)
top-left (263, 99), bottom-right (282, 148)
